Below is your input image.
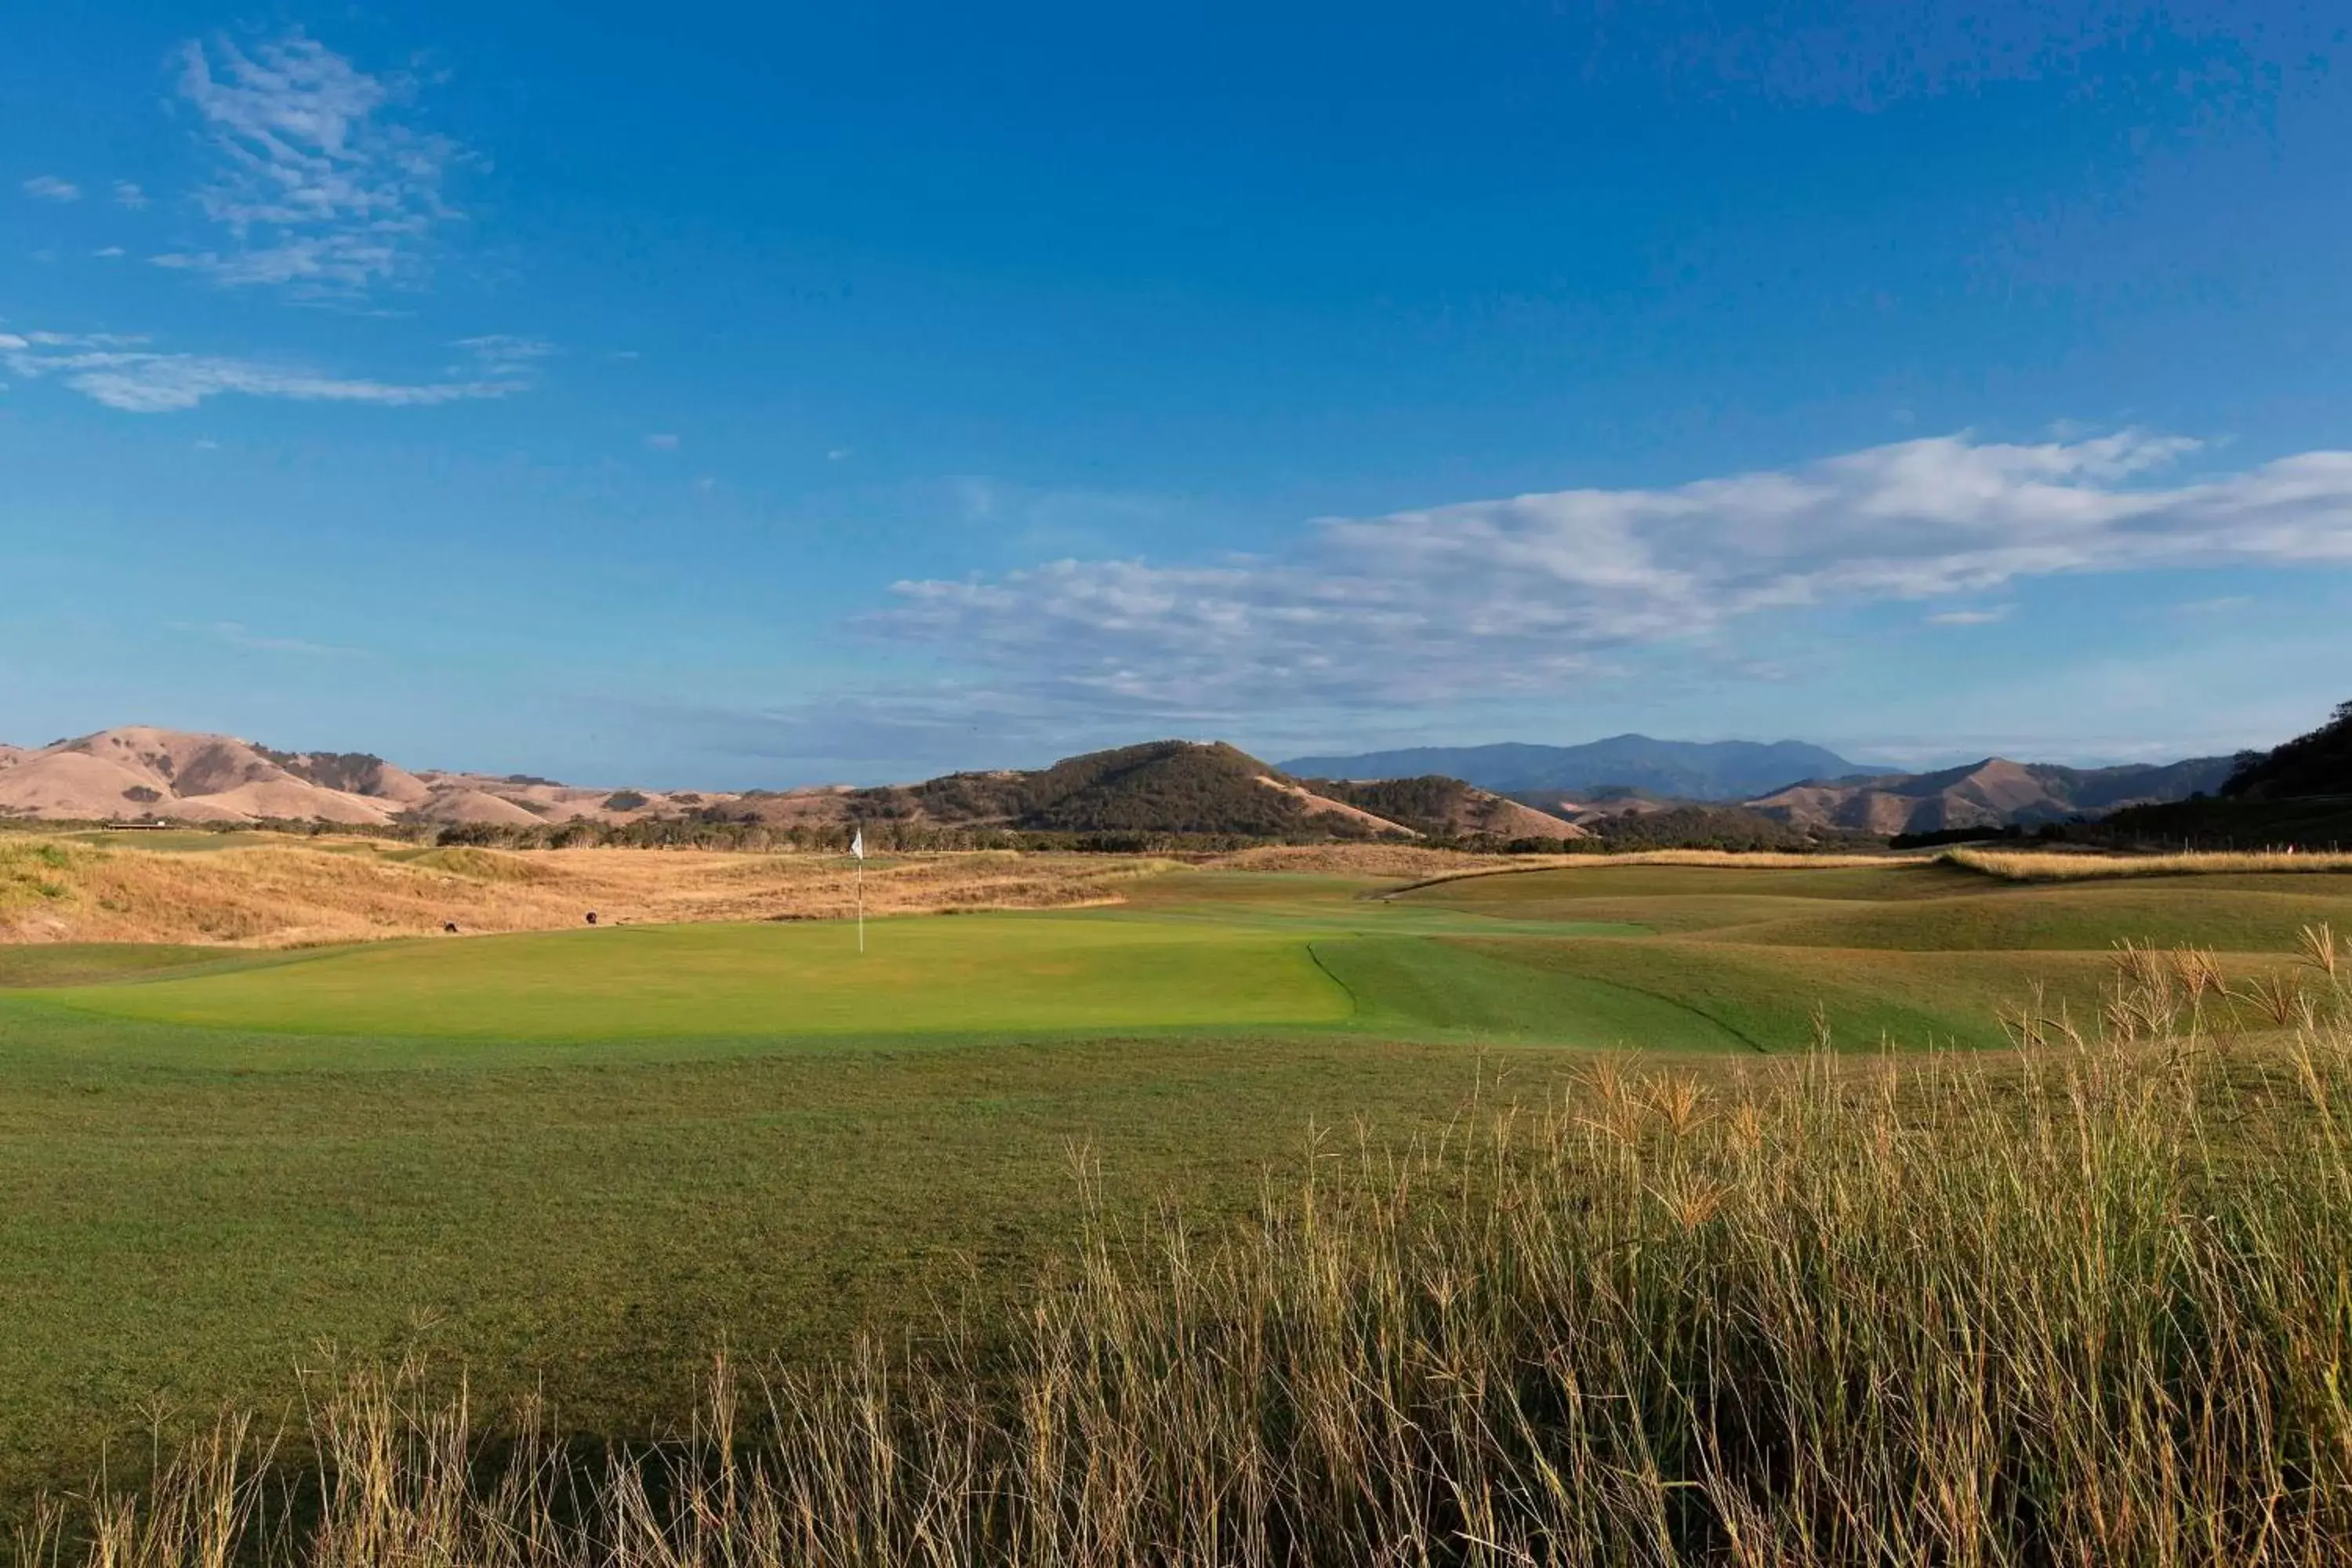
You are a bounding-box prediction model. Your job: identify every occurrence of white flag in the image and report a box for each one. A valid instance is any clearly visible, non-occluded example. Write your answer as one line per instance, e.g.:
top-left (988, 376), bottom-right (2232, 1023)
top-left (851, 829), bottom-right (865, 860)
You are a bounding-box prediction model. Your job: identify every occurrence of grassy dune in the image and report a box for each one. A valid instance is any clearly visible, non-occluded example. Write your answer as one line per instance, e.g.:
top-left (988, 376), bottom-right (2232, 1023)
top-left (0, 837), bottom-right (1176, 946)
top-left (1945, 844), bottom-right (2352, 880)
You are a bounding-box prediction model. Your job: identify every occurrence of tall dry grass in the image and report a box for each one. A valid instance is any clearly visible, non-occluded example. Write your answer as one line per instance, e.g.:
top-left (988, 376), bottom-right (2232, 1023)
top-left (20, 946), bottom-right (2352, 1566)
top-left (1944, 844), bottom-right (2352, 882)
top-left (1381, 848), bottom-right (1914, 899)
top-left (0, 840), bottom-right (1174, 946)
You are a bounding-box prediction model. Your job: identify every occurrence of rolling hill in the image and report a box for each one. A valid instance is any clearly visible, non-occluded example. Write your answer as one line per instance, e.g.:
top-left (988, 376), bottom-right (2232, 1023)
top-left (1745, 756), bottom-right (2236, 835)
top-left (0, 731), bottom-right (1578, 843)
top-left (2092, 702), bottom-right (2352, 848)
top-left (1294, 775), bottom-right (1587, 842)
top-left (1279, 735), bottom-right (1873, 800)
top-left (0, 728), bottom-right (724, 829)
top-left (833, 742), bottom-right (1581, 840)
top-left (2221, 701), bottom-right (2352, 802)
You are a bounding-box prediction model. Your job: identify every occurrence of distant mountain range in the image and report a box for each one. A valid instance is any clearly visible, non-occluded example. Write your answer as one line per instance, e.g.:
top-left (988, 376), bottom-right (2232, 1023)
top-left (0, 729), bottom-right (1584, 844)
top-left (1279, 735), bottom-right (1878, 800)
top-left (2, 725), bottom-right (2252, 843)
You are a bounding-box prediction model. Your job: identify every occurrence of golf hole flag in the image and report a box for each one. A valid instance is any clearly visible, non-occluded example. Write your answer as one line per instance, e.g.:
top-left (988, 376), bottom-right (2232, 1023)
top-left (850, 828), bottom-right (866, 953)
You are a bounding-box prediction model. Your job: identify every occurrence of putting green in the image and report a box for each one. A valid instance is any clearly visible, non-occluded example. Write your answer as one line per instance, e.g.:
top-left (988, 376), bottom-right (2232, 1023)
top-left (32, 916), bottom-right (1355, 1040)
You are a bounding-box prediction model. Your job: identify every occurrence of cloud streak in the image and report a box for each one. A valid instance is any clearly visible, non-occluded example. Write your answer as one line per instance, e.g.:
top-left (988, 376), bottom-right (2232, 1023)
top-left (172, 620), bottom-right (368, 658)
top-left (156, 30), bottom-right (467, 299)
top-left (22, 176), bottom-right (82, 201)
top-left (2, 330), bottom-right (539, 412)
top-left (875, 432), bottom-right (2352, 720)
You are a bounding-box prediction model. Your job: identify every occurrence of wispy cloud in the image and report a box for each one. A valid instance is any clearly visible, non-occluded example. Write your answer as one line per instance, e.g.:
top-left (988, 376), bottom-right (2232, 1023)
top-left (22, 175), bottom-right (81, 201)
top-left (1926, 605), bottom-right (2015, 626)
top-left (92, 246), bottom-right (127, 259)
top-left (644, 432), bottom-right (681, 451)
top-left (172, 620), bottom-right (367, 658)
top-left (154, 30), bottom-right (467, 299)
top-left (873, 432), bottom-right (2352, 725)
top-left (2174, 594), bottom-right (2254, 616)
top-left (449, 335), bottom-right (554, 377)
top-left (2, 329), bottom-right (539, 412)
top-left (111, 180), bottom-right (148, 209)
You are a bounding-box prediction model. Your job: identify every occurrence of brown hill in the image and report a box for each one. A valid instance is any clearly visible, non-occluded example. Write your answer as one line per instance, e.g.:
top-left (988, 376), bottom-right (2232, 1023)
top-left (0, 728), bottom-right (724, 828)
top-left (751, 742), bottom-right (1436, 840)
top-left (1298, 775), bottom-right (1587, 841)
top-left (0, 730), bottom-right (1576, 843)
top-left (1747, 756), bottom-right (2236, 834)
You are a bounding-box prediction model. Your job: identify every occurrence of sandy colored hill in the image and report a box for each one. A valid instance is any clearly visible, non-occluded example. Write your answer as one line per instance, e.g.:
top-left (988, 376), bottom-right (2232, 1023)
top-left (1746, 756), bottom-right (2234, 835)
top-left (0, 730), bottom-right (1584, 843)
top-left (0, 728), bottom-right (742, 829)
top-left (1255, 776), bottom-right (1420, 838)
top-left (1446, 790), bottom-right (1589, 840)
top-left (1293, 773), bottom-right (1588, 841)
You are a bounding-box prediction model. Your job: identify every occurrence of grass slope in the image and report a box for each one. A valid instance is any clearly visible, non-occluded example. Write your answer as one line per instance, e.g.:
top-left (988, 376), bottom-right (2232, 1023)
top-left (1703, 884), bottom-right (2352, 952)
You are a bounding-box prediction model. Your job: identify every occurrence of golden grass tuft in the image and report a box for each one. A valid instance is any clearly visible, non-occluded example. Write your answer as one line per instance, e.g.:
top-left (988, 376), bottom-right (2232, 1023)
top-left (1193, 843), bottom-right (1524, 877)
top-left (1375, 847), bottom-right (1913, 898)
top-left (0, 837), bottom-right (1178, 947)
top-left (1944, 845), bottom-right (2352, 882)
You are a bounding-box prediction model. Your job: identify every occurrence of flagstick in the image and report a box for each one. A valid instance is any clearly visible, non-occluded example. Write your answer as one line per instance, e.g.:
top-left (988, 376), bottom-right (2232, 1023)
top-left (856, 855), bottom-right (865, 954)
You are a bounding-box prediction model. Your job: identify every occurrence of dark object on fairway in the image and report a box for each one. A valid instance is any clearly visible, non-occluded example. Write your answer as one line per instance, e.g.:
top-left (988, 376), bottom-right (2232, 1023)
top-left (585, 911), bottom-right (598, 926)
top-left (443, 921), bottom-right (458, 934)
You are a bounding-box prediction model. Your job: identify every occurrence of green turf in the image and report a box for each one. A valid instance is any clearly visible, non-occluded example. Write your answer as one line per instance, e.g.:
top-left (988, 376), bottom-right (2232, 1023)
top-left (1311, 936), bottom-right (1759, 1049)
top-left (0, 1020), bottom-right (1552, 1504)
top-left (1702, 885), bottom-right (2352, 953)
top-left (0, 942), bottom-right (238, 988)
top-left (0, 857), bottom-right (2335, 1512)
top-left (28, 916), bottom-right (1356, 1041)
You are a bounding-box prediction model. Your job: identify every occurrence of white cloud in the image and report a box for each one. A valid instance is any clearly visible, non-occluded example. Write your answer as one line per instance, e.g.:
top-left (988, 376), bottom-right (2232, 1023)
top-left (645, 432), bottom-right (680, 450)
top-left (92, 246), bottom-right (126, 259)
top-left (874, 432), bottom-right (2352, 720)
top-left (111, 181), bottom-right (148, 209)
top-left (155, 30), bottom-right (466, 299)
top-left (1926, 605), bottom-right (2015, 626)
top-left (22, 176), bottom-right (81, 201)
top-left (2, 328), bottom-right (535, 412)
top-left (827, 448), bottom-right (851, 461)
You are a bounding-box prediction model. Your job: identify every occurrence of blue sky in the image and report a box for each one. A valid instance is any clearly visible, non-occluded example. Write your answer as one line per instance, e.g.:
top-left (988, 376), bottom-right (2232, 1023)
top-left (4, 2), bottom-right (2349, 785)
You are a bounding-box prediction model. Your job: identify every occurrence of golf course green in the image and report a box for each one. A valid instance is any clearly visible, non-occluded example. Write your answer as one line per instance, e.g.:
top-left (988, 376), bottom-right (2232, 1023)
top-left (3, 855), bottom-right (2348, 1509)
